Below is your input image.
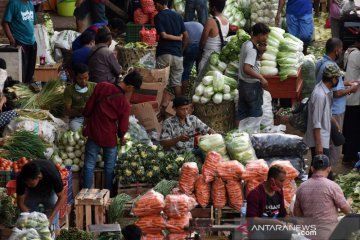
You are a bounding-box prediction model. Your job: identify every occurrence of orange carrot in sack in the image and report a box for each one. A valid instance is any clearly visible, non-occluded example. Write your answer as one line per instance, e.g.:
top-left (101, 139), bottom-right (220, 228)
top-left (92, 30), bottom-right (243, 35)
top-left (226, 180), bottom-right (244, 212)
top-left (202, 151), bottom-right (222, 183)
top-left (167, 212), bottom-right (192, 233)
top-left (179, 162), bottom-right (199, 195)
top-left (242, 159), bottom-right (269, 194)
top-left (270, 160), bottom-right (299, 180)
top-left (212, 178), bottom-right (226, 209)
top-left (168, 232), bottom-right (189, 240)
top-left (136, 215), bottom-right (166, 234)
top-left (195, 175), bottom-right (210, 208)
top-left (141, 233), bottom-right (165, 240)
top-left (132, 190), bottom-right (165, 217)
top-left (217, 160), bottom-right (245, 181)
top-left (283, 180), bottom-right (297, 204)
top-left (164, 194), bottom-right (195, 218)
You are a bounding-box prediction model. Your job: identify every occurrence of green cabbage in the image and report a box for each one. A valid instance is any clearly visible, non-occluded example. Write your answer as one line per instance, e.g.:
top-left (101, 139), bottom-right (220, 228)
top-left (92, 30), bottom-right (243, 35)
top-left (212, 93), bottom-right (223, 104)
top-left (202, 76), bottom-right (213, 86)
top-left (195, 83), bottom-right (205, 96)
top-left (203, 86), bottom-right (215, 98)
top-left (260, 66), bottom-right (278, 76)
top-left (261, 60), bottom-right (277, 68)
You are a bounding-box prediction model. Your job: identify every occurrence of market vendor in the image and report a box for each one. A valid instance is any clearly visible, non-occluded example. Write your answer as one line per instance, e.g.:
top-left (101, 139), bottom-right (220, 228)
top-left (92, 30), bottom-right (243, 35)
top-left (16, 160), bottom-right (65, 226)
top-left (160, 96), bottom-right (215, 155)
top-left (64, 63), bottom-right (96, 131)
top-left (246, 165), bottom-right (293, 239)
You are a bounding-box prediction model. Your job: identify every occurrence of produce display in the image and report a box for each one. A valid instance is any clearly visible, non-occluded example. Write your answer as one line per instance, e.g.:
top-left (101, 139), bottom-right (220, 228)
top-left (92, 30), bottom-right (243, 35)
top-left (202, 151), bottom-right (222, 183)
top-left (13, 157), bottom-right (32, 174)
top-left (0, 158), bottom-right (13, 171)
top-left (336, 171), bottom-right (360, 213)
top-left (172, 0), bottom-right (185, 15)
top-left (242, 159), bottom-right (269, 193)
top-left (108, 193), bottom-right (133, 224)
top-left (195, 175), bottom-right (210, 208)
top-left (132, 190), bottom-right (165, 217)
top-left (0, 188), bottom-right (18, 227)
top-left (250, 0), bottom-right (278, 26)
top-left (12, 212), bottom-right (52, 240)
top-left (217, 160), bottom-right (245, 181)
top-left (198, 134), bottom-right (228, 158)
top-left (219, 29), bottom-right (250, 63)
top-left (225, 130), bottom-right (257, 164)
top-left (134, 0), bottom-right (158, 25)
top-left (212, 177), bottom-right (227, 209)
top-left (301, 54), bottom-right (316, 98)
top-left (153, 179), bottom-right (178, 197)
top-left (57, 228), bottom-right (95, 240)
top-left (223, 0), bottom-right (250, 28)
top-left (313, 15), bottom-right (331, 42)
top-left (226, 180), bottom-right (244, 211)
top-left (178, 162), bottom-right (199, 195)
top-left (265, 156), bottom-right (305, 174)
top-left (260, 27), bottom-right (284, 76)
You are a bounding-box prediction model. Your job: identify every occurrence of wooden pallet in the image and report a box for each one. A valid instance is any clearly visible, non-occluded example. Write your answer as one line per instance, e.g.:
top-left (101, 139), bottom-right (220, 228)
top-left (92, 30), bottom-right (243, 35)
top-left (117, 183), bottom-right (152, 198)
top-left (75, 189), bottom-right (110, 230)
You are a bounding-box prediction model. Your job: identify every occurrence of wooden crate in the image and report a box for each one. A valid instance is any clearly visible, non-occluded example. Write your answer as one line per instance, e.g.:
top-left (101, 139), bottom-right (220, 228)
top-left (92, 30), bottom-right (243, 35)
top-left (34, 63), bottom-right (61, 82)
top-left (117, 183), bottom-right (152, 198)
top-left (0, 225), bottom-right (12, 240)
top-left (75, 188), bottom-right (110, 230)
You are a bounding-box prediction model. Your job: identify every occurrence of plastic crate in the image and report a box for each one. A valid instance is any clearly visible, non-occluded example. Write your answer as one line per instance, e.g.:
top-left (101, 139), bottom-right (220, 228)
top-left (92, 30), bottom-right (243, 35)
top-left (0, 171), bottom-right (11, 187)
top-left (6, 180), bottom-right (16, 196)
top-left (59, 180), bottom-right (68, 219)
top-left (126, 22), bottom-right (155, 43)
top-left (65, 166), bottom-right (73, 204)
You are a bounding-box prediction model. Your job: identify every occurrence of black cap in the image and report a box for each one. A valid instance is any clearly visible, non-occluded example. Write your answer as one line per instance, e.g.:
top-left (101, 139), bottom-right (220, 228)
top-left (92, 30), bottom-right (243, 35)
top-left (312, 154), bottom-right (331, 170)
top-left (0, 58), bottom-right (6, 70)
top-left (173, 96), bottom-right (190, 108)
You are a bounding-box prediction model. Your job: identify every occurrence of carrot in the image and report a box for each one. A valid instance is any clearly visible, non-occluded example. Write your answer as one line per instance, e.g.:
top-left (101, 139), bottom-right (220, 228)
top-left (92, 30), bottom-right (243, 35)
top-left (242, 159), bottom-right (269, 194)
top-left (166, 212), bottom-right (192, 233)
top-left (270, 160), bottom-right (299, 180)
top-left (217, 160), bottom-right (245, 181)
top-left (168, 232), bottom-right (189, 240)
top-left (226, 180), bottom-right (244, 212)
top-left (136, 215), bottom-right (166, 234)
top-left (212, 178), bottom-right (226, 209)
top-left (132, 190), bottom-right (165, 217)
top-left (179, 162), bottom-right (199, 195)
top-left (141, 234), bottom-right (165, 240)
top-left (202, 151), bottom-right (222, 183)
top-left (283, 179), bottom-right (297, 204)
top-left (164, 194), bottom-right (195, 218)
top-left (195, 175), bottom-right (210, 208)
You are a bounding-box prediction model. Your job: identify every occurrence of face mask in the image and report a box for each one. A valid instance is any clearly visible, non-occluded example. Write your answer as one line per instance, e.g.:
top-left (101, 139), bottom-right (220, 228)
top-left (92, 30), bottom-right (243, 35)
top-left (333, 79), bottom-right (339, 88)
top-left (75, 84), bottom-right (88, 93)
top-left (270, 178), bottom-right (281, 192)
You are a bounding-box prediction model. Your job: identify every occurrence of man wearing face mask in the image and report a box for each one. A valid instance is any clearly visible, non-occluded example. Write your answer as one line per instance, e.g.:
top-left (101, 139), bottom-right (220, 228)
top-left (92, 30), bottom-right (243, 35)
top-left (246, 165), bottom-right (293, 239)
top-left (64, 64), bottom-right (96, 131)
top-left (314, 38), bottom-right (358, 170)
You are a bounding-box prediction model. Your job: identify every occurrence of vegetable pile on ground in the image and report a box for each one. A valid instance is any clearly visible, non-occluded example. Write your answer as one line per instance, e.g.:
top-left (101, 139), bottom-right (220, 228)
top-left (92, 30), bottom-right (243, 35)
top-left (336, 171), bottom-right (360, 213)
top-left (313, 15), bottom-right (331, 42)
top-left (250, 0), bottom-right (279, 26)
top-left (223, 0), bottom-right (250, 28)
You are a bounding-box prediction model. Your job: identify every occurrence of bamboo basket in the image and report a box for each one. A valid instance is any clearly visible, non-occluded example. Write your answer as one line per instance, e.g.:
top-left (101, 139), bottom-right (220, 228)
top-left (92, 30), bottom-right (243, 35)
top-left (193, 101), bottom-right (235, 133)
top-left (117, 45), bottom-right (156, 70)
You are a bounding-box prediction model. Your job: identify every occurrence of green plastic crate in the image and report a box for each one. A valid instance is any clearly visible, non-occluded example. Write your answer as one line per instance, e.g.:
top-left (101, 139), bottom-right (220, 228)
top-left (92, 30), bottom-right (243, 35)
top-left (0, 171), bottom-right (11, 187)
top-left (126, 22), bottom-right (155, 43)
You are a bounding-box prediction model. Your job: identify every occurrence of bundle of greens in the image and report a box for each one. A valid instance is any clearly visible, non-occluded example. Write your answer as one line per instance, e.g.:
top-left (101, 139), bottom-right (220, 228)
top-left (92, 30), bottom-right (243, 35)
top-left (336, 171), bottom-right (360, 213)
top-left (0, 188), bottom-right (18, 227)
top-left (153, 179), bottom-right (178, 196)
top-left (108, 193), bottom-right (133, 224)
top-left (57, 228), bottom-right (95, 240)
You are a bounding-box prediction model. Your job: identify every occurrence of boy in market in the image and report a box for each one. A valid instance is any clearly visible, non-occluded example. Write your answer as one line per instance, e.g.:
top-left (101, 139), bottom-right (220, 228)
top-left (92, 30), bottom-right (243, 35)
top-left (154, 0), bottom-right (189, 97)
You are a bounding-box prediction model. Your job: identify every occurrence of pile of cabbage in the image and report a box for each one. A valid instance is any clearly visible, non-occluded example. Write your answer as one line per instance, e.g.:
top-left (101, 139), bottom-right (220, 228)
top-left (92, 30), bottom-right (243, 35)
top-left (260, 27), bottom-right (284, 76)
top-left (198, 134), bottom-right (229, 159)
top-left (314, 15), bottom-right (331, 42)
top-left (250, 0), bottom-right (278, 26)
top-left (223, 0), bottom-right (250, 28)
top-left (225, 130), bottom-right (257, 165)
top-left (219, 29), bottom-right (250, 63)
top-left (192, 70), bottom-right (239, 104)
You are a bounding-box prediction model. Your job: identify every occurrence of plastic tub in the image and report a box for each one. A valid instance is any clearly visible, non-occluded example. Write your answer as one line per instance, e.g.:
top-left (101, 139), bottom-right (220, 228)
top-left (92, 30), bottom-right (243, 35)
top-left (57, 0), bottom-right (76, 17)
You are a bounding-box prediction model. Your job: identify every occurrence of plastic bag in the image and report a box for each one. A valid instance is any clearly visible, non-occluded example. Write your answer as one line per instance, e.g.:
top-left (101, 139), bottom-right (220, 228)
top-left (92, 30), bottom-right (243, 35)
top-left (283, 180), bottom-right (297, 205)
top-left (217, 160), bottom-right (245, 181)
top-left (168, 232), bottom-right (188, 240)
top-left (136, 215), bottom-right (166, 234)
top-left (261, 124), bottom-right (286, 133)
top-left (132, 190), bottom-right (165, 217)
top-left (226, 180), bottom-right (244, 212)
top-left (242, 159), bottom-right (269, 193)
top-left (202, 151), bottom-right (222, 183)
top-left (166, 212), bottom-right (192, 233)
top-left (195, 175), bottom-right (210, 208)
top-left (34, 24), bottom-right (55, 64)
top-left (138, 52), bottom-right (156, 69)
top-left (301, 55), bottom-right (316, 98)
top-left (212, 178), bottom-right (226, 209)
top-left (141, 0), bottom-right (156, 13)
top-left (150, 10), bottom-right (158, 25)
top-left (198, 134), bottom-right (228, 159)
top-left (179, 162), bottom-right (199, 195)
top-left (225, 131), bottom-right (257, 165)
top-left (261, 90), bottom-right (274, 128)
top-left (265, 156), bottom-right (305, 174)
top-left (238, 117), bottom-right (262, 134)
top-left (164, 194), bottom-right (196, 218)
top-left (134, 8), bottom-right (150, 24)
top-left (9, 227), bottom-right (41, 240)
top-left (16, 212), bottom-right (48, 229)
top-left (270, 160), bottom-right (299, 180)
top-left (128, 115), bottom-right (152, 145)
top-left (53, 30), bottom-right (80, 50)
top-left (251, 133), bottom-right (308, 158)
top-left (140, 27), bottom-right (157, 46)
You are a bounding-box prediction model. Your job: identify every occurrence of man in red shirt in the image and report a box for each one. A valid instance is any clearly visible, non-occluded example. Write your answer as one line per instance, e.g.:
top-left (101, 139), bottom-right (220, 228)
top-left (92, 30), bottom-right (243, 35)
top-left (82, 71), bottom-right (143, 193)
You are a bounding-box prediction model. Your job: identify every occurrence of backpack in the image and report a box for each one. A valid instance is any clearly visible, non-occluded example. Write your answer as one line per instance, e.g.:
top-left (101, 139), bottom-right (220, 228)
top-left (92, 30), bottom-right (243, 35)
top-left (289, 97), bottom-right (310, 133)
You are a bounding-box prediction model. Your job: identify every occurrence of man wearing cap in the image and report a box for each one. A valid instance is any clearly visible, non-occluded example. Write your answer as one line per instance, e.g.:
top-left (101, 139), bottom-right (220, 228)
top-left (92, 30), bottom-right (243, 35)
top-left (160, 96), bottom-right (215, 155)
top-left (82, 71), bottom-right (142, 194)
top-left (294, 154), bottom-right (352, 240)
top-left (88, 26), bottom-right (122, 84)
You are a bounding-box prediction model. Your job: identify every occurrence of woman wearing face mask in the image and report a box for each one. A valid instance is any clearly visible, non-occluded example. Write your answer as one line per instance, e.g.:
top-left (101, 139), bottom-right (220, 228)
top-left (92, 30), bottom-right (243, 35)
top-left (246, 165), bottom-right (294, 240)
top-left (64, 64), bottom-right (96, 131)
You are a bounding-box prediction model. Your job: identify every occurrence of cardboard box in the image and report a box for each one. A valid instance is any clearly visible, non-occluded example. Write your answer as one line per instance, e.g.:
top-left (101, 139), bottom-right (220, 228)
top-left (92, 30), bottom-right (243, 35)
top-left (34, 63), bottom-right (62, 82)
top-left (130, 82), bottom-right (166, 106)
top-left (161, 89), bottom-right (174, 108)
top-left (131, 102), bottom-right (162, 133)
top-left (135, 66), bottom-right (170, 84)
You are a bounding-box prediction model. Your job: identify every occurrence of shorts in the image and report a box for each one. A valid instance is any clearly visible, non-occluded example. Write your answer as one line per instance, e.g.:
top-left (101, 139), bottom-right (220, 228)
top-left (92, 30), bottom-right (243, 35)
top-left (74, 0), bottom-right (108, 23)
top-left (182, 43), bottom-right (200, 81)
top-left (236, 81), bottom-right (263, 121)
top-left (286, 13), bottom-right (313, 45)
top-left (156, 54), bottom-right (183, 87)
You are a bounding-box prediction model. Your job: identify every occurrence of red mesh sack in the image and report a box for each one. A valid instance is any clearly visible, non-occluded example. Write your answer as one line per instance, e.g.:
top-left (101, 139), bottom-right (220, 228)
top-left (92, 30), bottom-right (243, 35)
top-left (141, 0), bottom-right (156, 13)
top-left (132, 190), bottom-right (165, 217)
top-left (141, 233), bottom-right (165, 240)
top-left (150, 10), bottom-right (158, 25)
top-left (166, 212), bottom-right (192, 233)
top-left (226, 180), bottom-right (244, 212)
top-left (140, 27), bottom-right (157, 45)
top-left (195, 175), bottom-right (210, 208)
top-left (136, 215), bottom-right (166, 234)
top-left (217, 160), bottom-right (245, 181)
top-left (242, 159), bottom-right (269, 194)
top-left (164, 194), bottom-right (196, 218)
top-left (168, 232), bottom-right (189, 240)
top-left (179, 162), bottom-right (199, 195)
top-left (212, 177), bottom-right (226, 209)
top-left (134, 8), bottom-right (150, 24)
top-left (202, 151), bottom-right (221, 183)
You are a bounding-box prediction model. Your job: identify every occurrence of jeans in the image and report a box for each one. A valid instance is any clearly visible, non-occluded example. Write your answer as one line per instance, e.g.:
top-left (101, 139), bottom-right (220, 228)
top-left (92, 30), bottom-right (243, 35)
top-left (286, 13), bottom-right (313, 45)
top-left (83, 138), bottom-right (117, 191)
top-left (18, 41), bottom-right (37, 84)
top-left (25, 190), bottom-right (59, 228)
top-left (182, 43), bottom-right (200, 81)
top-left (69, 117), bottom-right (84, 132)
top-left (237, 81), bottom-right (264, 121)
top-left (184, 0), bottom-right (208, 26)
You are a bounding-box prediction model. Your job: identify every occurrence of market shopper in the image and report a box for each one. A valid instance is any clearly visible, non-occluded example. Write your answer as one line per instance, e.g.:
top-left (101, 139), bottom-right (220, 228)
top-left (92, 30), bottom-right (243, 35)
top-left (154, 0), bottom-right (189, 97)
top-left (82, 71), bottom-right (142, 194)
top-left (294, 154), bottom-right (352, 240)
top-left (64, 64), bottom-right (96, 131)
top-left (182, 21), bottom-right (204, 95)
top-left (2, 0), bottom-right (41, 91)
top-left (71, 31), bottom-right (95, 68)
top-left (184, 0), bottom-right (208, 26)
top-left (198, 0), bottom-right (229, 74)
top-left (315, 38), bottom-right (358, 166)
top-left (343, 36), bottom-right (360, 164)
top-left (329, 0), bottom-right (343, 38)
top-left (275, 0), bottom-right (313, 54)
top-left (74, 0), bottom-right (107, 33)
top-left (246, 165), bottom-right (292, 239)
top-left (236, 22), bottom-right (270, 127)
top-left (16, 160), bottom-right (65, 226)
top-left (160, 96), bottom-right (215, 154)
top-left (88, 26), bottom-right (122, 84)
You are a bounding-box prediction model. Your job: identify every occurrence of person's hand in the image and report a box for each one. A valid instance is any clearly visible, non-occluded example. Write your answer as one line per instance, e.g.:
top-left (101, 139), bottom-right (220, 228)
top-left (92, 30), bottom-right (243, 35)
top-left (315, 144), bottom-right (323, 155)
top-left (120, 137), bottom-right (126, 145)
top-left (48, 215), bottom-right (54, 227)
top-left (9, 38), bottom-right (16, 47)
top-left (75, 0), bottom-right (84, 7)
top-left (350, 84), bottom-right (358, 93)
top-left (261, 78), bottom-right (269, 89)
top-left (275, 13), bottom-right (281, 26)
top-left (178, 135), bottom-right (190, 142)
top-left (178, 34), bottom-right (183, 41)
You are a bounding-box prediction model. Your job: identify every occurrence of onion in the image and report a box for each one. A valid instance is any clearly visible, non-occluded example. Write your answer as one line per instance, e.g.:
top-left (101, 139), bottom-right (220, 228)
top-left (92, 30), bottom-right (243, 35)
top-left (79, 161), bottom-right (84, 168)
top-left (66, 146), bottom-right (74, 153)
top-left (81, 154), bottom-right (85, 161)
top-left (73, 158), bottom-right (80, 164)
top-left (78, 139), bottom-right (85, 146)
top-left (74, 150), bottom-right (82, 158)
top-left (67, 152), bottom-right (75, 159)
top-left (59, 152), bottom-right (68, 160)
top-left (74, 144), bottom-right (81, 150)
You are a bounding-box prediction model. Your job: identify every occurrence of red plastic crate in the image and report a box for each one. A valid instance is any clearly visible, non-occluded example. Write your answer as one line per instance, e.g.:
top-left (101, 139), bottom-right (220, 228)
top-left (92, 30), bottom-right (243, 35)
top-left (59, 177), bottom-right (69, 218)
top-left (6, 180), bottom-right (16, 196)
